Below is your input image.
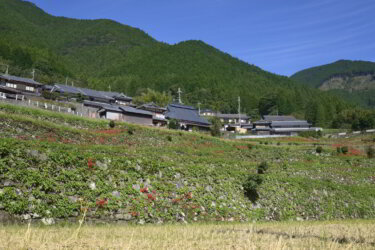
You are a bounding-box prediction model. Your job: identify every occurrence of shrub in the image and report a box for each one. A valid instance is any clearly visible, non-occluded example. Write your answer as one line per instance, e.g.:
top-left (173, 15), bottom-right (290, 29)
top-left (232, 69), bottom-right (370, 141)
top-left (243, 174), bottom-right (263, 202)
top-left (316, 146), bottom-right (323, 154)
top-left (69, 105), bottom-right (77, 112)
top-left (341, 146), bottom-right (349, 154)
top-left (247, 144), bottom-right (253, 150)
top-left (210, 117), bottom-right (222, 137)
top-left (264, 141), bottom-right (268, 145)
top-left (277, 142), bottom-right (281, 146)
top-left (367, 147), bottom-right (374, 159)
top-left (257, 161), bottom-right (269, 174)
top-left (166, 135), bottom-right (172, 142)
top-left (299, 131), bottom-right (322, 138)
top-left (128, 126), bottom-right (135, 135)
top-left (335, 147), bottom-right (340, 154)
top-left (168, 119), bottom-right (179, 130)
top-left (109, 120), bottom-right (115, 128)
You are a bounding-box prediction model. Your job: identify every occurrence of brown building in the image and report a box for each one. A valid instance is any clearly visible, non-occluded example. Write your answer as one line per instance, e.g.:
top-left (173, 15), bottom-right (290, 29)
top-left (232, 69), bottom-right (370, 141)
top-left (0, 74), bottom-right (42, 98)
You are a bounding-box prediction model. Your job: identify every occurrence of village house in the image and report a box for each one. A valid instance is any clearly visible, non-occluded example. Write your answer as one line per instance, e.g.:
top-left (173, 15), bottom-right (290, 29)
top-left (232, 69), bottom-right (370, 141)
top-left (137, 102), bottom-right (167, 126)
top-left (98, 103), bottom-right (153, 126)
top-left (252, 115), bottom-right (318, 136)
top-left (200, 109), bottom-right (216, 116)
top-left (165, 103), bottom-right (211, 131)
top-left (217, 113), bottom-right (250, 125)
top-left (49, 84), bottom-right (132, 105)
top-left (0, 74), bottom-right (43, 99)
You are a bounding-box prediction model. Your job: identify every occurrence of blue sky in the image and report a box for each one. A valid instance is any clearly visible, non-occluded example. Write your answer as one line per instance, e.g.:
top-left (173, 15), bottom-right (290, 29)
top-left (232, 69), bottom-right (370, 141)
top-left (28, 0), bottom-right (375, 76)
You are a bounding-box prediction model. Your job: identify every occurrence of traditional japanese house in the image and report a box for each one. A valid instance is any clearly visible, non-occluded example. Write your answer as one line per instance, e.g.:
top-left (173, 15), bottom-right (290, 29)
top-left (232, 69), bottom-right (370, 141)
top-left (137, 102), bottom-right (167, 126)
top-left (50, 84), bottom-right (132, 105)
top-left (217, 114), bottom-right (250, 125)
top-left (165, 103), bottom-right (211, 131)
top-left (98, 104), bottom-right (153, 126)
top-left (0, 74), bottom-right (43, 98)
top-left (252, 115), bottom-right (316, 136)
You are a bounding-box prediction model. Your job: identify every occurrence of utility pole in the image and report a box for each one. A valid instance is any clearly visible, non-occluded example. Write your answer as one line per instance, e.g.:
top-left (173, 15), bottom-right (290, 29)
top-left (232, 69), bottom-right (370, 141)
top-left (65, 77), bottom-right (68, 86)
top-left (31, 69), bottom-right (35, 80)
top-left (238, 96), bottom-right (241, 126)
top-left (108, 84), bottom-right (111, 92)
top-left (198, 102), bottom-right (201, 115)
top-left (5, 65), bottom-right (9, 75)
top-left (177, 88), bottom-right (183, 104)
top-left (72, 81), bottom-right (74, 87)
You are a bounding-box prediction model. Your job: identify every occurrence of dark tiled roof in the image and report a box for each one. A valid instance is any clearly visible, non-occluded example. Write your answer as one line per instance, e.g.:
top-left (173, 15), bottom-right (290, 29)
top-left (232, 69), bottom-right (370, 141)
top-left (98, 103), bottom-right (123, 113)
top-left (253, 120), bottom-right (271, 124)
top-left (0, 74), bottom-right (42, 86)
top-left (271, 120), bottom-right (310, 127)
top-left (83, 100), bottom-right (106, 108)
top-left (42, 85), bottom-right (54, 91)
top-left (137, 102), bottom-right (167, 111)
top-left (98, 103), bottom-right (153, 116)
top-left (217, 114), bottom-right (250, 119)
top-left (201, 109), bottom-right (214, 113)
top-left (53, 84), bottom-right (131, 101)
top-left (120, 106), bottom-right (153, 116)
top-left (263, 115), bottom-right (297, 121)
top-left (166, 104), bottom-right (211, 125)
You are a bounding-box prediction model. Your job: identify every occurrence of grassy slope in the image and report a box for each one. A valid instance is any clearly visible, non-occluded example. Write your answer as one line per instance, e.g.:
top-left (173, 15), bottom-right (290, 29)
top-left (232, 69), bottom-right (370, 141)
top-left (0, 103), bottom-right (374, 224)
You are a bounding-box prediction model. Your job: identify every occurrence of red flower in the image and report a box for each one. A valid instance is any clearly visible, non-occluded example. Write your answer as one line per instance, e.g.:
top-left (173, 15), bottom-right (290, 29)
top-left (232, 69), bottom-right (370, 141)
top-left (131, 211), bottom-right (138, 217)
top-left (96, 198), bottom-right (108, 207)
top-left (87, 158), bottom-right (95, 168)
top-left (147, 193), bottom-right (156, 201)
top-left (140, 187), bottom-right (149, 193)
top-left (185, 192), bottom-right (193, 199)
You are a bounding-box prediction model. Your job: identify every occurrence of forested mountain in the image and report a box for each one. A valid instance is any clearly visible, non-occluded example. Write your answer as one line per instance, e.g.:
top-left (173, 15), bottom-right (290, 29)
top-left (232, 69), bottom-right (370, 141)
top-left (0, 0), bottom-right (372, 128)
top-left (291, 60), bottom-right (375, 108)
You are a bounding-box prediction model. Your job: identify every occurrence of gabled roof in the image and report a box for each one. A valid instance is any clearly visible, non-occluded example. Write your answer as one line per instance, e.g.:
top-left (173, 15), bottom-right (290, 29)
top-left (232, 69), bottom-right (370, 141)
top-left (165, 103), bottom-right (211, 126)
top-left (0, 74), bottom-right (42, 86)
top-left (217, 114), bottom-right (250, 119)
top-left (98, 103), bottom-right (123, 113)
top-left (53, 84), bottom-right (132, 102)
top-left (263, 115), bottom-right (297, 121)
top-left (253, 120), bottom-right (272, 125)
top-left (120, 106), bottom-right (153, 116)
top-left (271, 120), bottom-right (311, 127)
top-left (137, 102), bottom-right (167, 111)
top-left (98, 103), bottom-right (153, 116)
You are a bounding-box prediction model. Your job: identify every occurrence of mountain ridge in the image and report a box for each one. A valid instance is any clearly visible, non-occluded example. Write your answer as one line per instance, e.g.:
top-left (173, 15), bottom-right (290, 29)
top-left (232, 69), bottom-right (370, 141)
top-left (290, 60), bottom-right (375, 108)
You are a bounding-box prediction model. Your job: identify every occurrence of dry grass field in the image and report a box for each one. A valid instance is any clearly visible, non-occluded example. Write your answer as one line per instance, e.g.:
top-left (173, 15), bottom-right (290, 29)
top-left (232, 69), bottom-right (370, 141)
top-left (1, 220), bottom-right (375, 250)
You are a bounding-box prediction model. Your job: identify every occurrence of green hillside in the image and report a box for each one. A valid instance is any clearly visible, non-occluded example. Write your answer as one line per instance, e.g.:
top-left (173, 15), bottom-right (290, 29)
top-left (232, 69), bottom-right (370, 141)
top-left (0, 0), bottom-right (357, 126)
top-left (0, 103), bottom-right (375, 224)
top-left (291, 60), bottom-right (375, 108)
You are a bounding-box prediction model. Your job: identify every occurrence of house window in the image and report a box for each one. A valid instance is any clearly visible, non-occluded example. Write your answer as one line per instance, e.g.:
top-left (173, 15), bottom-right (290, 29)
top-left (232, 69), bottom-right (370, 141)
top-left (26, 86), bottom-right (35, 92)
top-left (6, 83), bottom-right (17, 89)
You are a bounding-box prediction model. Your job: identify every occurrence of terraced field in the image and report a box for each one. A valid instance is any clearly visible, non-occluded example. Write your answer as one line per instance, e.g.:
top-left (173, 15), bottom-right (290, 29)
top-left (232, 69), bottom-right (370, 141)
top-left (0, 103), bottom-right (374, 226)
